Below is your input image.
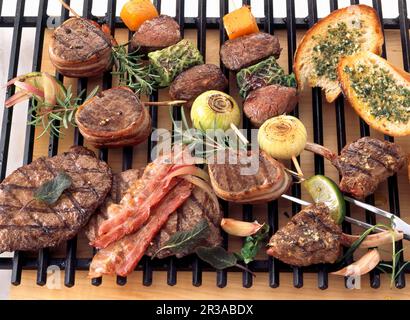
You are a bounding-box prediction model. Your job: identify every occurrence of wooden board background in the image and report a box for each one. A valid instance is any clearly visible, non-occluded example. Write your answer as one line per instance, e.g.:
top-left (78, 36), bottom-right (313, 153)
top-left (8, 28), bottom-right (410, 299)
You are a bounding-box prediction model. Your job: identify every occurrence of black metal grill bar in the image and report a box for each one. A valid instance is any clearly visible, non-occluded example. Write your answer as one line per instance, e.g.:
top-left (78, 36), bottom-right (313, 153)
top-left (264, 0), bottom-right (280, 289)
top-left (286, 0), bottom-right (303, 289)
top-left (308, 0), bottom-right (327, 290)
top-left (216, 0), bottom-right (229, 289)
top-left (0, 0), bottom-right (409, 289)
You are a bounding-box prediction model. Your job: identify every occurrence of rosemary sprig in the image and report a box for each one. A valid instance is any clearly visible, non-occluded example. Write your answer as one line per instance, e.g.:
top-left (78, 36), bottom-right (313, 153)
top-left (28, 85), bottom-right (99, 138)
top-left (111, 43), bottom-right (158, 96)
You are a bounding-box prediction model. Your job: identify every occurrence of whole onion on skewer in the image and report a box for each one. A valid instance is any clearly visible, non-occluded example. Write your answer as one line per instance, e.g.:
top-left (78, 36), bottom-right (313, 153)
top-left (257, 115), bottom-right (307, 176)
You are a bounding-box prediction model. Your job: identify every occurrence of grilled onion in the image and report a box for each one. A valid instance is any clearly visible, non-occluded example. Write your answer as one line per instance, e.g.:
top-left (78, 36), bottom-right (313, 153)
top-left (258, 115), bottom-right (307, 160)
top-left (191, 90), bottom-right (241, 131)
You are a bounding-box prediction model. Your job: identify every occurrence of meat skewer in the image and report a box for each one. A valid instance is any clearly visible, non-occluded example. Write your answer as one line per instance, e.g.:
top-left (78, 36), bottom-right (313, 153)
top-left (305, 137), bottom-right (407, 199)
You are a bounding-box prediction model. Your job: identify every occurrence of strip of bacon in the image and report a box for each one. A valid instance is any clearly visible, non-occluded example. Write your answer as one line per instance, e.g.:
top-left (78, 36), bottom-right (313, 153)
top-left (89, 180), bottom-right (194, 278)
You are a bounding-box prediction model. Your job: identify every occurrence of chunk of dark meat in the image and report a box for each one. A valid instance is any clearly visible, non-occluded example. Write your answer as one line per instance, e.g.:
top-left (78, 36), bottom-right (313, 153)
top-left (169, 64), bottom-right (228, 107)
top-left (243, 84), bottom-right (298, 127)
top-left (75, 87), bottom-right (151, 148)
top-left (267, 203), bottom-right (342, 266)
top-left (220, 32), bottom-right (281, 71)
top-left (85, 169), bottom-right (223, 259)
top-left (208, 150), bottom-right (291, 203)
top-left (130, 15), bottom-right (181, 53)
top-left (0, 146), bottom-right (112, 253)
top-left (305, 137), bottom-right (407, 199)
top-left (49, 18), bottom-right (113, 78)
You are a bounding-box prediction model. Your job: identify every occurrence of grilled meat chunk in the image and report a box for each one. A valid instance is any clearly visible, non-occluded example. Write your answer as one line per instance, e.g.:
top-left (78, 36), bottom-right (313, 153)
top-left (85, 169), bottom-right (223, 259)
top-left (130, 15), bottom-right (181, 53)
top-left (169, 64), bottom-right (228, 107)
top-left (75, 87), bottom-right (151, 148)
top-left (243, 84), bottom-right (298, 127)
top-left (208, 150), bottom-right (291, 203)
top-left (0, 146), bottom-right (112, 253)
top-left (220, 32), bottom-right (281, 71)
top-left (305, 137), bottom-right (407, 199)
top-left (49, 18), bottom-right (113, 78)
top-left (267, 203), bottom-right (342, 266)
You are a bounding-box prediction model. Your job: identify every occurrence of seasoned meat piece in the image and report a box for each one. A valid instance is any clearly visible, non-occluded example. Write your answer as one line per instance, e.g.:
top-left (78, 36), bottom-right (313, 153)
top-left (220, 32), bottom-right (281, 71)
top-left (49, 18), bottom-right (113, 78)
top-left (75, 87), bottom-right (151, 148)
top-left (208, 150), bottom-right (291, 203)
top-left (146, 187), bottom-right (223, 259)
top-left (130, 15), bottom-right (181, 53)
top-left (85, 169), bottom-right (223, 259)
top-left (267, 203), bottom-right (342, 266)
top-left (85, 169), bottom-right (144, 242)
top-left (0, 146), bottom-right (112, 253)
top-left (169, 64), bottom-right (228, 107)
top-left (305, 137), bottom-right (407, 199)
top-left (244, 84), bottom-right (298, 127)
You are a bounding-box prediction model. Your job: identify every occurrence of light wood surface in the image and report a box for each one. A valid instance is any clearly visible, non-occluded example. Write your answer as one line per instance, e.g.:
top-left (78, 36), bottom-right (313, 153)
top-left (8, 28), bottom-right (410, 300)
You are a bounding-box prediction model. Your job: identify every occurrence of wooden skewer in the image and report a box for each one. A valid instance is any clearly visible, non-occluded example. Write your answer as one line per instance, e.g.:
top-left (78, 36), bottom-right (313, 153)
top-left (292, 155), bottom-right (304, 178)
top-left (230, 123), bottom-right (249, 146)
top-left (59, 0), bottom-right (81, 18)
top-left (143, 100), bottom-right (187, 107)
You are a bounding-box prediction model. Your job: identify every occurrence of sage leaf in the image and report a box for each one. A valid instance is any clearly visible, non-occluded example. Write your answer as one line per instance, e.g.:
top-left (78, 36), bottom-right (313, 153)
top-left (34, 171), bottom-right (72, 205)
top-left (195, 246), bottom-right (237, 270)
top-left (153, 218), bottom-right (210, 258)
top-left (238, 223), bottom-right (270, 264)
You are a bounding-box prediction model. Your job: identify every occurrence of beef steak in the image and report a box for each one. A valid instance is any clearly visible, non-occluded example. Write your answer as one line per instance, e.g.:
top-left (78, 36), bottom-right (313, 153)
top-left (220, 32), bottom-right (281, 71)
top-left (0, 146), bottom-right (112, 253)
top-left (267, 203), bottom-right (342, 266)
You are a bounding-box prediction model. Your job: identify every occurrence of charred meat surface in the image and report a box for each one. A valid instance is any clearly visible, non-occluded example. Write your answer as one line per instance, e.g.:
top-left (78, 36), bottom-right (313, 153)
top-left (208, 150), bottom-right (291, 203)
top-left (49, 18), bottom-right (113, 78)
top-left (85, 168), bottom-right (223, 259)
top-left (0, 146), bottom-right (112, 253)
top-left (267, 203), bottom-right (342, 266)
top-left (146, 186), bottom-right (223, 259)
top-left (244, 84), bottom-right (298, 127)
top-left (305, 137), bottom-right (407, 199)
top-left (131, 15), bottom-right (181, 53)
top-left (220, 32), bottom-right (281, 71)
top-left (75, 87), bottom-right (151, 148)
top-left (169, 64), bottom-right (228, 107)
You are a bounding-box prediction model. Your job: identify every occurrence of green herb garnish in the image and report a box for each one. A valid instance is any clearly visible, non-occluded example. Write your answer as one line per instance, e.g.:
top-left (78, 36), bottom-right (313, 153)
top-left (236, 223), bottom-right (270, 264)
top-left (34, 171), bottom-right (72, 205)
top-left (152, 218), bottom-right (210, 258)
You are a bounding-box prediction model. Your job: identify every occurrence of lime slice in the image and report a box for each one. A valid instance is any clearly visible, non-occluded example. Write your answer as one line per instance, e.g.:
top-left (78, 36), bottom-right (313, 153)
top-left (303, 175), bottom-right (346, 224)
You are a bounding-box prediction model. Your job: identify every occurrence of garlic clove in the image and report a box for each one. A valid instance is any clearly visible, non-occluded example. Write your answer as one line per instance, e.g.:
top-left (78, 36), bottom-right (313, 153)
top-left (221, 218), bottom-right (263, 237)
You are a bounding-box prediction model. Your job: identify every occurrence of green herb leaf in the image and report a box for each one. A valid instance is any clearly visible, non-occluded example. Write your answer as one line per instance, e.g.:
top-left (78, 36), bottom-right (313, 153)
top-left (195, 246), bottom-right (237, 270)
top-left (152, 218), bottom-right (210, 258)
top-left (34, 172), bottom-right (72, 205)
top-left (237, 223), bottom-right (270, 264)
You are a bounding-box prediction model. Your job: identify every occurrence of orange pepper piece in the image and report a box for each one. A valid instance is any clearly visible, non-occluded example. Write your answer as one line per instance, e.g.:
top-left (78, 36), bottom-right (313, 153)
top-left (223, 5), bottom-right (259, 40)
top-left (120, 0), bottom-right (159, 32)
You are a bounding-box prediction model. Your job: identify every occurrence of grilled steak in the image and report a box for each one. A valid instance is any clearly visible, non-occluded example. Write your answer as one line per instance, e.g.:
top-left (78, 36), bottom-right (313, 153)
top-left (85, 169), bottom-right (223, 259)
top-left (146, 186), bottom-right (223, 259)
top-left (220, 32), bottom-right (281, 71)
top-left (305, 137), bottom-right (407, 199)
top-left (130, 15), bottom-right (181, 53)
top-left (49, 18), bottom-right (113, 78)
top-left (0, 146), bottom-right (112, 253)
top-left (208, 150), bottom-right (291, 203)
top-left (169, 64), bottom-right (228, 107)
top-left (244, 85), bottom-right (299, 127)
top-left (75, 87), bottom-right (151, 148)
top-left (267, 203), bottom-right (342, 266)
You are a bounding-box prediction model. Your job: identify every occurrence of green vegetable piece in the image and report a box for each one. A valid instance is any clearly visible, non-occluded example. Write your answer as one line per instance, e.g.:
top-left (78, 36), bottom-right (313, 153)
top-left (236, 56), bottom-right (297, 98)
top-left (148, 39), bottom-right (204, 87)
top-left (237, 223), bottom-right (270, 264)
top-left (195, 246), bottom-right (237, 270)
top-left (152, 218), bottom-right (210, 258)
top-left (34, 171), bottom-right (72, 205)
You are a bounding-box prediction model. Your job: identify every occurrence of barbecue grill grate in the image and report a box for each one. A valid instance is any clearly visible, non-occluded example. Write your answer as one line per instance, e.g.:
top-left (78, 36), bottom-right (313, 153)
top-left (0, 0), bottom-right (409, 290)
